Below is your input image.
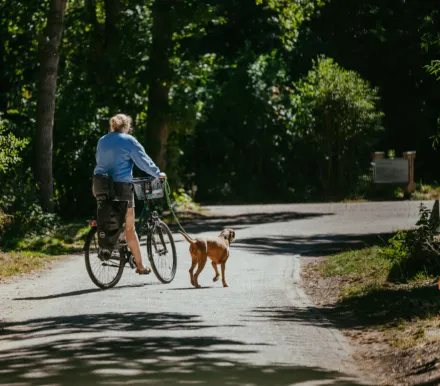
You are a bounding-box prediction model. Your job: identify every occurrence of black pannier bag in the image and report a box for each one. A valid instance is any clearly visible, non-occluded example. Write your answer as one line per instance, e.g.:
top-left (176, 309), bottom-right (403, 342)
top-left (93, 175), bottom-right (127, 254)
top-left (96, 199), bottom-right (127, 252)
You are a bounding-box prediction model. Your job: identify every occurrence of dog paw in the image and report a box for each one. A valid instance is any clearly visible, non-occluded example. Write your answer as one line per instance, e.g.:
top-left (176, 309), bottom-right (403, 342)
top-left (213, 276), bottom-right (219, 282)
top-left (222, 283), bottom-right (229, 287)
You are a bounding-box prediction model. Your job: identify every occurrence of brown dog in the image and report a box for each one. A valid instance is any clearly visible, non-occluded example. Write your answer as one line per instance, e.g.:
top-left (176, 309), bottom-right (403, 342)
top-left (179, 229), bottom-right (235, 288)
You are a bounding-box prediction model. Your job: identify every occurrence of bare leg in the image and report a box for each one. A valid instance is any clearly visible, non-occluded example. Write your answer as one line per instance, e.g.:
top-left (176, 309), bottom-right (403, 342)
top-left (212, 261), bottom-right (220, 282)
top-left (125, 208), bottom-right (149, 273)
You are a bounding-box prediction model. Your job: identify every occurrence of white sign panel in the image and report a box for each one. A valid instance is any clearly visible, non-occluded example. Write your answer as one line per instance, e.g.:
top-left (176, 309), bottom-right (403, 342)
top-left (374, 158), bottom-right (409, 184)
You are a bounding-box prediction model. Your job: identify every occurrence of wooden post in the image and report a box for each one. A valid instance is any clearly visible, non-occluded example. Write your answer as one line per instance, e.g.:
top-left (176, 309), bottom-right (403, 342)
top-left (372, 151), bottom-right (385, 161)
top-left (402, 151), bottom-right (416, 195)
top-left (372, 152), bottom-right (384, 183)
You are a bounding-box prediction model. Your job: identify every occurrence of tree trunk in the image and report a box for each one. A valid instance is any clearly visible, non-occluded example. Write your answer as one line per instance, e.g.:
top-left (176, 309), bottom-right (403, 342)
top-left (85, 0), bottom-right (105, 86)
top-left (35, 0), bottom-right (67, 212)
top-left (146, 0), bottom-right (173, 171)
top-left (85, 0), bottom-right (121, 90)
top-left (104, 0), bottom-right (122, 52)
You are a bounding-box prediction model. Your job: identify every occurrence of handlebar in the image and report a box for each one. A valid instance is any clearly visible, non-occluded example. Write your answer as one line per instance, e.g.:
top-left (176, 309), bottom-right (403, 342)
top-left (132, 176), bottom-right (156, 183)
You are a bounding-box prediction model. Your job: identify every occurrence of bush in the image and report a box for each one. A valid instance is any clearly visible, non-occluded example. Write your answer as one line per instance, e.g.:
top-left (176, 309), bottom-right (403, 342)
top-left (187, 53), bottom-right (384, 202)
top-left (0, 115), bottom-right (53, 244)
top-left (293, 56), bottom-right (384, 195)
top-left (172, 188), bottom-right (201, 212)
top-left (8, 204), bottom-right (60, 237)
top-left (0, 114), bottom-right (29, 174)
top-left (380, 203), bottom-right (440, 281)
top-left (0, 209), bottom-right (11, 240)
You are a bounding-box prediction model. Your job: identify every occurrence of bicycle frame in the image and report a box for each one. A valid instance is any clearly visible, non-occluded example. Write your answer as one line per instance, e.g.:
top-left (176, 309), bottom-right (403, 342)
top-left (135, 201), bottom-right (151, 235)
top-left (83, 197), bottom-right (162, 253)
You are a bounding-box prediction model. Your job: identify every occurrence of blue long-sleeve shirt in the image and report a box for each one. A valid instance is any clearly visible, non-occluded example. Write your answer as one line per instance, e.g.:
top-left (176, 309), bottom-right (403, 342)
top-left (94, 132), bottom-right (161, 182)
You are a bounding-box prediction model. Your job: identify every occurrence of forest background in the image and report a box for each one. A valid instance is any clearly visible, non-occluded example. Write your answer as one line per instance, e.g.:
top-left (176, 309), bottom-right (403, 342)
top-left (2, 0), bottom-right (440, 238)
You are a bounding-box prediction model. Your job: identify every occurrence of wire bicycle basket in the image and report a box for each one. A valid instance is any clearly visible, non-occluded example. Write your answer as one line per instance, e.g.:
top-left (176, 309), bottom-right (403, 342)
top-left (132, 177), bottom-right (164, 200)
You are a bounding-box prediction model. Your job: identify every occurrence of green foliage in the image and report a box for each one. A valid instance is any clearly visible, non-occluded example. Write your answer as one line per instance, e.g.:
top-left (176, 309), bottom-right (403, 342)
top-left (293, 56), bottom-right (384, 194)
top-left (256, 0), bottom-right (328, 51)
top-left (302, 0), bottom-right (440, 183)
top-left (0, 114), bottom-right (29, 174)
top-left (5, 222), bottom-right (88, 255)
top-left (426, 60), bottom-right (440, 79)
top-left (410, 182), bottom-right (440, 200)
top-left (320, 246), bottom-right (391, 280)
top-left (3, 203), bottom-right (60, 242)
top-left (186, 50), bottom-right (384, 202)
top-left (8, 0), bottom-right (440, 225)
top-left (379, 231), bottom-right (410, 266)
top-left (186, 50), bottom-right (297, 202)
top-left (380, 203), bottom-right (440, 282)
top-left (172, 188), bottom-right (201, 212)
top-left (0, 114), bottom-right (47, 242)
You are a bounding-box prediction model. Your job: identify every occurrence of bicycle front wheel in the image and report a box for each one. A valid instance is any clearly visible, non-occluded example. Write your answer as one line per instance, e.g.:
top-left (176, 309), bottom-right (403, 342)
top-left (147, 220), bottom-right (177, 283)
top-left (84, 228), bottom-right (125, 289)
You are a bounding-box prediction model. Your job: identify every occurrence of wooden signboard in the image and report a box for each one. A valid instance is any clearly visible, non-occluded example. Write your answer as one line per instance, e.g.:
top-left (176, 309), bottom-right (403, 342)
top-left (373, 158), bottom-right (409, 184)
top-left (372, 151), bottom-right (416, 195)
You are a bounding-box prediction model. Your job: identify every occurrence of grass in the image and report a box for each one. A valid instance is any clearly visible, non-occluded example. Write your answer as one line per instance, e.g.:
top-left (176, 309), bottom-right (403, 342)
top-left (4, 222), bottom-right (90, 255)
top-left (0, 222), bottom-right (90, 280)
top-left (385, 318), bottom-right (440, 349)
top-left (411, 182), bottom-right (440, 200)
top-left (314, 246), bottom-right (440, 349)
top-left (319, 246), bottom-right (392, 297)
top-left (326, 263), bottom-right (440, 386)
top-left (0, 250), bottom-right (60, 279)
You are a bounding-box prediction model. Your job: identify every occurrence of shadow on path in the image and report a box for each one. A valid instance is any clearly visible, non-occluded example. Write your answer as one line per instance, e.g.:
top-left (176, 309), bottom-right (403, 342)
top-left (235, 233), bottom-right (394, 257)
top-left (0, 312), bottom-right (235, 340)
top-left (0, 311), bottom-right (366, 386)
top-left (169, 211), bottom-right (332, 234)
top-left (14, 283), bottom-right (154, 301)
top-left (246, 282), bottom-right (440, 330)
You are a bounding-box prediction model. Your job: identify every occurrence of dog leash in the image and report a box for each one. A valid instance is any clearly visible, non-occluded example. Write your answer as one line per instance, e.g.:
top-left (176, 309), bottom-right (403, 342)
top-left (163, 179), bottom-right (189, 234)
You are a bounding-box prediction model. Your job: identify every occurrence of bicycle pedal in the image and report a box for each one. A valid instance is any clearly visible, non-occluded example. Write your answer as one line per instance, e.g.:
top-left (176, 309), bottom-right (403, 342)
top-left (128, 255), bottom-right (136, 269)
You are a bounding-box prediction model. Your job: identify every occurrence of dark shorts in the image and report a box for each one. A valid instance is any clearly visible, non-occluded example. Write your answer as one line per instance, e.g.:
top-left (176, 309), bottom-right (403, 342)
top-left (113, 182), bottom-right (135, 208)
top-left (92, 176), bottom-right (135, 209)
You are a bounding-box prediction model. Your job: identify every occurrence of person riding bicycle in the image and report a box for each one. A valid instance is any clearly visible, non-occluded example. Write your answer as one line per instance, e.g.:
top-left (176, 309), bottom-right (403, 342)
top-left (93, 113), bottom-right (166, 275)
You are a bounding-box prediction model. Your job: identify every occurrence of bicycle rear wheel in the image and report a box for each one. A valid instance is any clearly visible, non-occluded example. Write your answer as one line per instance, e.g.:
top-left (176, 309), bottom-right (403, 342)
top-left (84, 228), bottom-right (125, 289)
top-left (147, 220), bottom-right (177, 283)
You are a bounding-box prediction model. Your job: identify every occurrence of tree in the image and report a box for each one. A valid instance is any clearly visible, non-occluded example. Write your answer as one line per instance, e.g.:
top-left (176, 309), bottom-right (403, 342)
top-left (145, 0), bottom-right (174, 171)
top-left (294, 56), bottom-right (384, 193)
top-left (35, 0), bottom-right (68, 212)
top-left (298, 0), bottom-right (440, 182)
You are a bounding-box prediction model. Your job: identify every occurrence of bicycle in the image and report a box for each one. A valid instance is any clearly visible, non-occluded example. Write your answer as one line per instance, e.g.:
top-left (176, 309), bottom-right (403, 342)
top-left (83, 177), bottom-right (177, 289)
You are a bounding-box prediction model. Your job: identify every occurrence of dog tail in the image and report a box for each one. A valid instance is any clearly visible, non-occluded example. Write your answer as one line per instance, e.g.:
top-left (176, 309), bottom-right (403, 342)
top-left (179, 231), bottom-right (196, 244)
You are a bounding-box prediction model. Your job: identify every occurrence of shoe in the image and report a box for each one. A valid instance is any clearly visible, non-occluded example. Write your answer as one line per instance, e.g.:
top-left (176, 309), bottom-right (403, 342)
top-left (136, 267), bottom-right (151, 275)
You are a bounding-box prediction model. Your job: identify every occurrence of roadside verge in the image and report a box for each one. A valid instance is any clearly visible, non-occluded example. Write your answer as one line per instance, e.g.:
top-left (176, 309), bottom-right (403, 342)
top-left (301, 248), bottom-right (440, 385)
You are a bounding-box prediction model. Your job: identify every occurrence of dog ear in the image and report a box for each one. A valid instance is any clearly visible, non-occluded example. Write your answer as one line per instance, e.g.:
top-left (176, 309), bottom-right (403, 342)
top-left (229, 229), bottom-right (235, 243)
